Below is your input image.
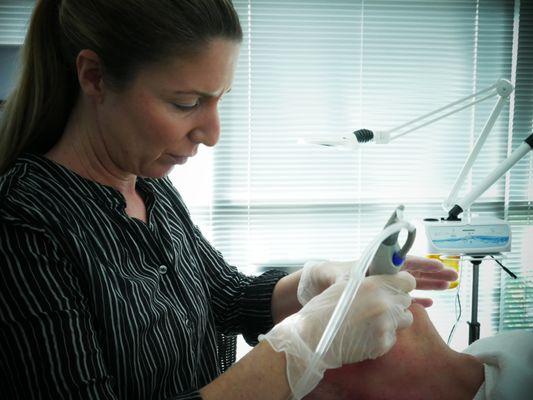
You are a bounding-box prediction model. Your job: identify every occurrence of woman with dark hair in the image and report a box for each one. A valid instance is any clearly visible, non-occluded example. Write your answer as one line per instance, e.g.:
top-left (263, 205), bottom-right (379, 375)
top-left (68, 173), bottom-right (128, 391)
top-left (0, 1), bottom-right (455, 398)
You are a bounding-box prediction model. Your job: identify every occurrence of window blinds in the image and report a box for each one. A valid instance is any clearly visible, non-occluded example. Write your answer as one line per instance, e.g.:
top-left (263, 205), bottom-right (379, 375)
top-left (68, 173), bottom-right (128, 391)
top-left (0, 0), bottom-right (32, 46)
top-left (500, 0), bottom-right (533, 331)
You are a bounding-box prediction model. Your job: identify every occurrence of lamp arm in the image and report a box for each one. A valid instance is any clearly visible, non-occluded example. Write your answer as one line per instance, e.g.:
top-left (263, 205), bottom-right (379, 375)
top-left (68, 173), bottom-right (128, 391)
top-left (447, 133), bottom-right (533, 220)
top-left (390, 92), bottom-right (497, 141)
top-left (384, 81), bottom-right (499, 136)
top-left (442, 94), bottom-right (510, 209)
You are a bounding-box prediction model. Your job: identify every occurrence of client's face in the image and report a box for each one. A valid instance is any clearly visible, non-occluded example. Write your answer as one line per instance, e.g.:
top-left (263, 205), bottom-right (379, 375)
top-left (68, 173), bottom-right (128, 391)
top-left (305, 304), bottom-right (475, 400)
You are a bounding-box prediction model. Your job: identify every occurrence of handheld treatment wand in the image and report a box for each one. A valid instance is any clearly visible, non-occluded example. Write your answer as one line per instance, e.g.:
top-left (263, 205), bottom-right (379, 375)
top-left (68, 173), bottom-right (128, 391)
top-left (292, 205), bottom-right (416, 397)
top-left (368, 205), bottom-right (417, 275)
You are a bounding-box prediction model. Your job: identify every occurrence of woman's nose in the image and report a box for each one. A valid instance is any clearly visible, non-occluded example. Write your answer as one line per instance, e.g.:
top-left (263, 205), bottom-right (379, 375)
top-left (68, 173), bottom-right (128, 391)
top-left (190, 106), bottom-right (220, 147)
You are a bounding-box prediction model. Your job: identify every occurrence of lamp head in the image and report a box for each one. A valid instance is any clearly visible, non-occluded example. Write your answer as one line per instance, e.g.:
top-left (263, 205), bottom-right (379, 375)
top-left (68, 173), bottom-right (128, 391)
top-left (353, 129), bottom-right (375, 143)
top-left (353, 129), bottom-right (391, 144)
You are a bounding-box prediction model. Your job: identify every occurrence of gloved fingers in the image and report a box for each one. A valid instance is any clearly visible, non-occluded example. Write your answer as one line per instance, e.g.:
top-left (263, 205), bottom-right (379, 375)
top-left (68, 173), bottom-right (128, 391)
top-left (380, 329), bottom-right (398, 357)
top-left (298, 280), bottom-right (349, 315)
top-left (407, 268), bottom-right (458, 281)
top-left (402, 255), bottom-right (444, 272)
top-left (378, 271), bottom-right (416, 293)
top-left (375, 297), bottom-right (413, 330)
top-left (412, 277), bottom-right (453, 290)
top-left (322, 261), bottom-right (359, 284)
top-left (332, 261), bottom-right (358, 282)
top-left (364, 316), bottom-right (399, 359)
top-left (298, 260), bottom-right (356, 305)
top-left (297, 286), bottom-right (314, 306)
top-left (407, 266), bottom-right (458, 289)
top-left (390, 292), bottom-right (413, 310)
top-left (401, 255), bottom-right (458, 291)
top-left (297, 260), bottom-right (325, 305)
top-left (394, 305), bottom-right (414, 330)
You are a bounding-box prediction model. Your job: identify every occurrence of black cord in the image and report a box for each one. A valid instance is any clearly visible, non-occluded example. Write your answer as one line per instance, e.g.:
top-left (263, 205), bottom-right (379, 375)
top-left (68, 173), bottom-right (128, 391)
top-left (490, 255), bottom-right (518, 279)
top-left (446, 256), bottom-right (518, 346)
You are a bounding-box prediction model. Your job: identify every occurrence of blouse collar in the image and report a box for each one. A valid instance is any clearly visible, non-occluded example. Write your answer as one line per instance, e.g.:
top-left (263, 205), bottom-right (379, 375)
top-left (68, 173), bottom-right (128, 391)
top-left (16, 153), bottom-right (156, 212)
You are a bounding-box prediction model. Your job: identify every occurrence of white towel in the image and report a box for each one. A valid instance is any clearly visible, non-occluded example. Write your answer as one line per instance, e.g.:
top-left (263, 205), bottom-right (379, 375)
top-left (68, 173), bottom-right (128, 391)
top-left (463, 330), bottom-right (533, 400)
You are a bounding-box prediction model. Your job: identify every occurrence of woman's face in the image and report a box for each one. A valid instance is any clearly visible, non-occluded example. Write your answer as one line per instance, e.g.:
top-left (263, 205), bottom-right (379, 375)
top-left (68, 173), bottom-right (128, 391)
top-left (97, 38), bottom-right (240, 178)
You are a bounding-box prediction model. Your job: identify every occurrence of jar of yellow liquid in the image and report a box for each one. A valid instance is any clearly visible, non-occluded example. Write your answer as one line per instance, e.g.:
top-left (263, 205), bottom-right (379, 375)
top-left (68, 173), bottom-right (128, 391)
top-left (427, 254), bottom-right (460, 288)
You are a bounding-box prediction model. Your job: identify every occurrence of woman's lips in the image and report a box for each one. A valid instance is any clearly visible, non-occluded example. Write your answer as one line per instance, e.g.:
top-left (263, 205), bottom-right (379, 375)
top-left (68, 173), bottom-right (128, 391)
top-left (165, 148), bottom-right (197, 164)
top-left (166, 154), bottom-right (189, 164)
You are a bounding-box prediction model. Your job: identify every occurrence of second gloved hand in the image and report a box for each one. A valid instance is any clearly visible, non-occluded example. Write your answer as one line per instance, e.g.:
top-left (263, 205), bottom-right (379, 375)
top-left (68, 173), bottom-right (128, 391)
top-left (298, 256), bottom-right (458, 306)
top-left (260, 271), bottom-right (416, 399)
top-left (297, 260), bottom-right (358, 305)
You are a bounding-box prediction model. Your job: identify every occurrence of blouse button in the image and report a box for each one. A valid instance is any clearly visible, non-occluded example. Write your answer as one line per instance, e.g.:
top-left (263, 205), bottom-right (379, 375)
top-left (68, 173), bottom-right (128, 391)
top-left (158, 265), bottom-right (168, 275)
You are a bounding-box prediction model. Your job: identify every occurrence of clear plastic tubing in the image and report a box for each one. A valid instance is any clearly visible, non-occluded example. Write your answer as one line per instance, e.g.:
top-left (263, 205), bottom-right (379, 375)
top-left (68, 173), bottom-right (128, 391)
top-left (292, 221), bottom-right (416, 397)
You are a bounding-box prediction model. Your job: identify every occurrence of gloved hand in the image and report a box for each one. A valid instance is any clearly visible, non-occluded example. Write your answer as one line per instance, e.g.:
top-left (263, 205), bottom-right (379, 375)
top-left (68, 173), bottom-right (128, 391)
top-left (297, 260), bottom-right (356, 305)
top-left (298, 256), bottom-right (458, 306)
top-left (401, 254), bottom-right (458, 290)
top-left (259, 271), bottom-right (415, 399)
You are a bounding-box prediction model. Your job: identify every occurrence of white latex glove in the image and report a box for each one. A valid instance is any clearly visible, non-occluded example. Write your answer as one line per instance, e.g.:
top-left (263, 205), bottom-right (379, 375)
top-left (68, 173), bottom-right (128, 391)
top-left (260, 271), bottom-right (415, 399)
top-left (297, 260), bottom-right (357, 305)
top-left (298, 256), bottom-right (457, 306)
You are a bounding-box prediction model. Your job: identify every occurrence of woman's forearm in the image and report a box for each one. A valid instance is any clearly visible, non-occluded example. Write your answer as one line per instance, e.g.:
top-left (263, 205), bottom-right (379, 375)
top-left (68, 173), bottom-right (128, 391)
top-left (199, 340), bottom-right (291, 400)
top-left (271, 269), bottom-right (303, 324)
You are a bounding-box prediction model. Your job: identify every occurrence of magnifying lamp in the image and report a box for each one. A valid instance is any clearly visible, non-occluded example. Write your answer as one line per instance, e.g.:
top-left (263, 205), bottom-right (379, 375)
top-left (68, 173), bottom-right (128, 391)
top-left (304, 78), bottom-right (532, 253)
top-left (350, 79), bottom-right (532, 223)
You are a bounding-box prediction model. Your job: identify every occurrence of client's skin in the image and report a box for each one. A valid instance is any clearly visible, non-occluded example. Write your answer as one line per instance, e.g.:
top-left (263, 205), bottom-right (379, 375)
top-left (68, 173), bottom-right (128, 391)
top-left (305, 303), bottom-right (485, 400)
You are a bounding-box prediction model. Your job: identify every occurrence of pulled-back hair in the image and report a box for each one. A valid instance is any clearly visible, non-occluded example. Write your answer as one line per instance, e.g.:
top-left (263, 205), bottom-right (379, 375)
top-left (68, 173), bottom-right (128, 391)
top-left (0, 0), bottom-right (242, 174)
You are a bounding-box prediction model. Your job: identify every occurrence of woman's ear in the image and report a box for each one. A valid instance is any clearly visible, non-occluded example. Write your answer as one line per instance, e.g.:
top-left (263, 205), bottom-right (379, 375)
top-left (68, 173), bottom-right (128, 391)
top-left (76, 49), bottom-right (106, 103)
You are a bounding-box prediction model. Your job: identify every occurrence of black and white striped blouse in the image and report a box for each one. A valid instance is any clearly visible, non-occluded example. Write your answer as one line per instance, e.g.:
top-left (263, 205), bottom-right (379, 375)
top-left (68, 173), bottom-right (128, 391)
top-left (0, 153), bottom-right (286, 399)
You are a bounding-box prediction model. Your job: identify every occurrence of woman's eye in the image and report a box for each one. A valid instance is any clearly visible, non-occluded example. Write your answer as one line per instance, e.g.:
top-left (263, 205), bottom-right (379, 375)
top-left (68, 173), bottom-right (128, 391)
top-left (173, 100), bottom-right (200, 111)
